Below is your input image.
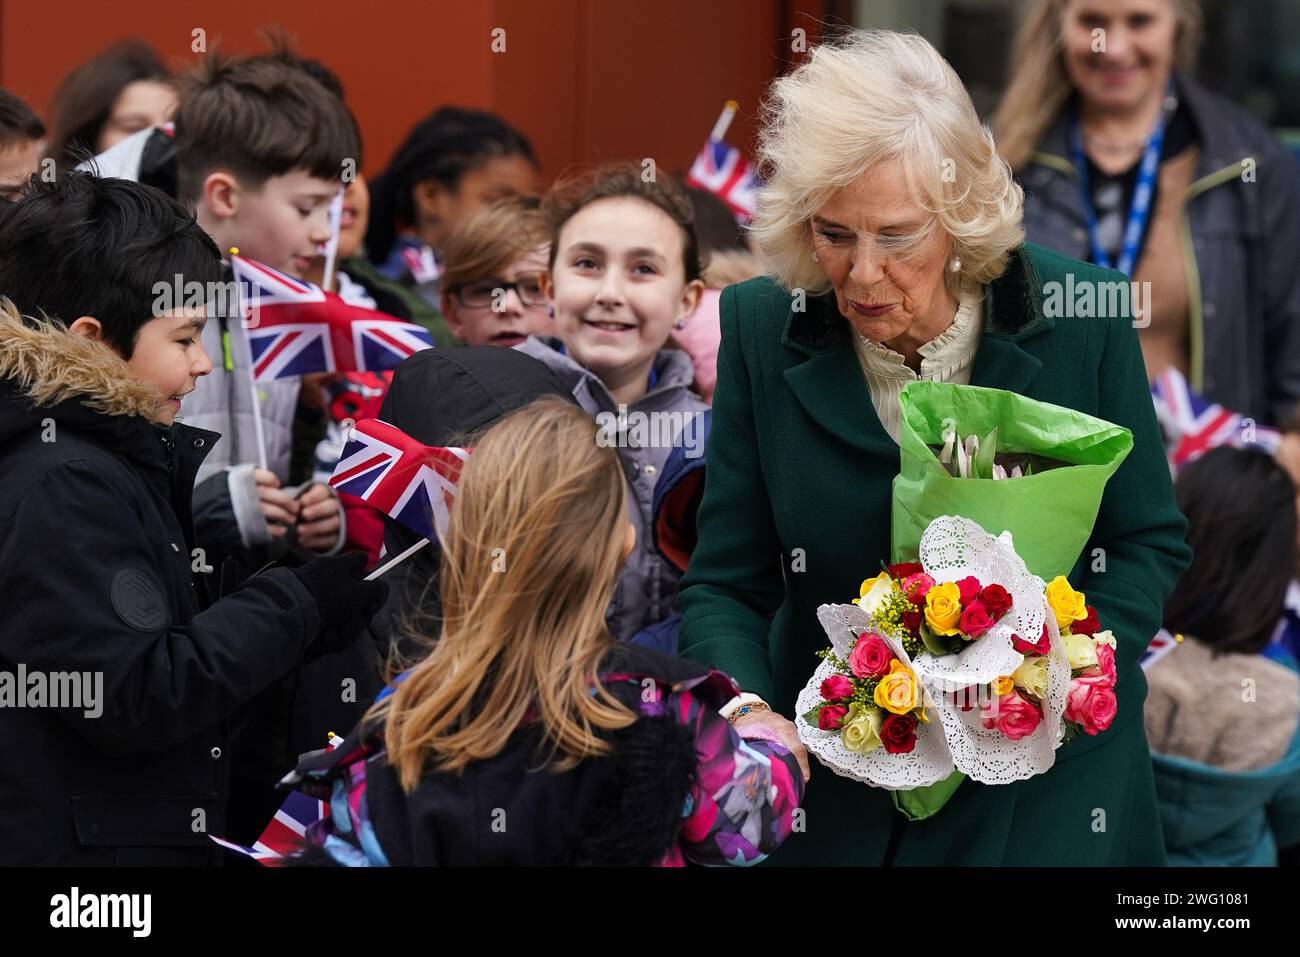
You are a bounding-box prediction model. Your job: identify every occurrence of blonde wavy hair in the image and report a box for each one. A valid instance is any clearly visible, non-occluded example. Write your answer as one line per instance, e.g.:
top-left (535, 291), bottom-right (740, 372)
top-left (751, 29), bottom-right (1024, 297)
top-left (993, 0), bottom-right (1203, 171)
top-left (371, 397), bottom-right (637, 788)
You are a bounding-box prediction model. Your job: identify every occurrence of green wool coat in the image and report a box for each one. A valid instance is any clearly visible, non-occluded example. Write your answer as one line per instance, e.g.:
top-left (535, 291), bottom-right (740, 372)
top-left (678, 243), bottom-right (1192, 866)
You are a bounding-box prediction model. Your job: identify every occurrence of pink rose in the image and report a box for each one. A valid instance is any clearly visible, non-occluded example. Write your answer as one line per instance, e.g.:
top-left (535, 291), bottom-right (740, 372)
top-left (958, 600), bottom-right (994, 639)
top-left (849, 632), bottom-right (893, 679)
top-left (956, 576), bottom-right (982, 605)
top-left (818, 704), bottom-right (849, 731)
top-left (820, 674), bottom-right (854, 701)
top-left (902, 572), bottom-right (936, 605)
top-left (1064, 679), bottom-right (1118, 735)
top-left (1093, 642), bottom-right (1116, 686)
top-left (1011, 622), bottom-right (1052, 656)
top-left (980, 690), bottom-right (1043, 740)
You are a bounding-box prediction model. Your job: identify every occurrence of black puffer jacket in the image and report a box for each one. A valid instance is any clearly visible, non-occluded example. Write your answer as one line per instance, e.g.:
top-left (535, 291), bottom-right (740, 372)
top-left (0, 312), bottom-right (322, 865)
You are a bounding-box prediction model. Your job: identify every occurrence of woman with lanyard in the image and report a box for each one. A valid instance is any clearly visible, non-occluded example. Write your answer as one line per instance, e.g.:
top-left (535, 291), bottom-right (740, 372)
top-left (993, 0), bottom-right (1300, 426)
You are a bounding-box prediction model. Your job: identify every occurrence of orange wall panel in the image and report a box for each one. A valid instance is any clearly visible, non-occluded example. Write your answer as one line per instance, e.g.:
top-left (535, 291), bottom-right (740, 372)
top-left (1, 0), bottom-right (794, 183)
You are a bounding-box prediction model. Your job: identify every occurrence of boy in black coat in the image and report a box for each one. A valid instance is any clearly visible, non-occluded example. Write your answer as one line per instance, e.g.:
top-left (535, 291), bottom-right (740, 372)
top-left (0, 172), bottom-right (387, 865)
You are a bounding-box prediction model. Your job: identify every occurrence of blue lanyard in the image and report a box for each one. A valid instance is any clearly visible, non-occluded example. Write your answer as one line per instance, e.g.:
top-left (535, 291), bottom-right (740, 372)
top-left (1068, 89), bottom-right (1172, 277)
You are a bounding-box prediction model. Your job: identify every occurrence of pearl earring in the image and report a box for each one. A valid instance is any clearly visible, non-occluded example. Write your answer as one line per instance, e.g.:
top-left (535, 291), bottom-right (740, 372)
top-left (673, 318), bottom-right (686, 330)
top-left (949, 256), bottom-right (962, 273)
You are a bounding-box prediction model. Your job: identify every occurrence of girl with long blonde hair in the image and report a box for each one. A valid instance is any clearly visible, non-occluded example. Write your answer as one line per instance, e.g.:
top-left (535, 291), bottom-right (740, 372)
top-left (286, 397), bottom-right (805, 866)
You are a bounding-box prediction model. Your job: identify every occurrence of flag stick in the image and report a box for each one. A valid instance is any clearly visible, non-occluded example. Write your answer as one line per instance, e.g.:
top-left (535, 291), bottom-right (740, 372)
top-left (365, 537), bottom-right (430, 581)
top-left (709, 100), bottom-right (739, 143)
top-left (231, 245), bottom-right (270, 471)
top-left (321, 187), bottom-right (344, 292)
top-left (247, 376), bottom-right (269, 471)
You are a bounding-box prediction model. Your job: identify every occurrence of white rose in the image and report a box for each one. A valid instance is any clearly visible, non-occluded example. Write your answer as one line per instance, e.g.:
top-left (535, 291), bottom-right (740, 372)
top-left (858, 576), bottom-right (895, 616)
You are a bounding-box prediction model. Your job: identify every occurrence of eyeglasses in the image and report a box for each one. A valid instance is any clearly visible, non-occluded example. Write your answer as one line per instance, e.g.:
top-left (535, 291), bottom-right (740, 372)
top-left (454, 274), bottom-right (548, 309)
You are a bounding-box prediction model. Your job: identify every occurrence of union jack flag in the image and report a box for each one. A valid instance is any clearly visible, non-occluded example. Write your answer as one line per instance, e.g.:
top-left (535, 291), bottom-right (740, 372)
top-left (686, 139), bottom-right (760, 222)
top-left (1150, 367), bottom-right (1280, 468)
top-left (328, 418), bottom-right (469, 541)
top-left (210, 734), bottom-right (343, 865)
top-left (1138, 628), bottom-right (1182, 671)
top-left (232, 255), bottom-right (433, 381)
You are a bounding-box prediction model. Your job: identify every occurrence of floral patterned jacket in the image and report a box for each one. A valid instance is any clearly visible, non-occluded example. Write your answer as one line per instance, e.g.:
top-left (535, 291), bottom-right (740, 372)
top-left (284, 647), bottom-right (805, 866)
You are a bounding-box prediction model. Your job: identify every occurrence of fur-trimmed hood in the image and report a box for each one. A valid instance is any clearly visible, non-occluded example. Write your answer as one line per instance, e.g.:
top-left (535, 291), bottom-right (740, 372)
top-left (0, 300), bottom-right (166, 422)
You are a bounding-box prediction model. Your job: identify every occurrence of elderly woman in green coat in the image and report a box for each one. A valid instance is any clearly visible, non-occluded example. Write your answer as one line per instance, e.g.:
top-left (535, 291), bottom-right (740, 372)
top-left (678, 30), bottom-right (1192, 866)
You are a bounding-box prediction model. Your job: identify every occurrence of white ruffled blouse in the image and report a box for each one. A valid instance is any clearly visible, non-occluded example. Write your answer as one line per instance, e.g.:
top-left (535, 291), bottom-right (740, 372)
top-left (850, 283), bottom-right (984, 443)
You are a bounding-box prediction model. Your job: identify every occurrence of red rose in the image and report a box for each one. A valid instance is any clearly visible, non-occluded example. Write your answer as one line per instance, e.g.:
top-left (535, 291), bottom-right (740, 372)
top-left (956, 576), bottom-right (982, 605)
top-left (820, 674), bottom-right (854, 701)
top-left (1071, 604), bottom-right (1100, 636)
top-left (958, 600), bottom-right (994, 639)
top-left (849, 632), bottom-right (894, 679)
top-left (818, 704), bottom-right (849, 731)
top-left (888, 562), bottom-right (924, 581)
top-left (1011, 622), bottom-right (1051, 656)
top-left (978, 583), bottom-right (1012, 620)
top-left (880, 713), bottom-right (918, 753)
top-left (901, 608), bottom-right (922, 638)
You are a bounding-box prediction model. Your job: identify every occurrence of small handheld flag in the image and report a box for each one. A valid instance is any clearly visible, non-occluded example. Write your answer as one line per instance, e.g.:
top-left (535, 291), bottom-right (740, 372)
top-left (686, 100), bottom-right (760, 222)
top-left (328, 418), bottom-right (470, 542)
top-left (1150, 367), bottom-right (1280, 467)
top-left (232, 255), bottom-right (433, 381)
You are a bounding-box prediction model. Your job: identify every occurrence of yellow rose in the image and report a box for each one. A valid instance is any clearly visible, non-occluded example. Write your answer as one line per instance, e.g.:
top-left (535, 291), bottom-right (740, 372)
top-left (841, 708), bottom-right (884, 753)
top-left (924, 582), bottom-right (963, 636)
top-left (1046, 576), bottom-right (1088, 630)
top-left (1063, 633), bottom-right (1099, 670)
top-left (991, 675), bottom-right (1015, 696)
top-left (874, 659), bottom-right (919, 715)
top-left (854, 574), bottom-right (896, 616)
top-left (1012, 656), bottom-right (1050, 699)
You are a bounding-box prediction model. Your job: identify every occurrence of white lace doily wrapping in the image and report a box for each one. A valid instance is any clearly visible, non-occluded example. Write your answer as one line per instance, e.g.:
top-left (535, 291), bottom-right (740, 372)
top-left (923, 607), bottom-right (1072, 785)
top-left (795, 603), bottom-right (954, 790)
top-left (910, 515), bottom-right (1047, 686)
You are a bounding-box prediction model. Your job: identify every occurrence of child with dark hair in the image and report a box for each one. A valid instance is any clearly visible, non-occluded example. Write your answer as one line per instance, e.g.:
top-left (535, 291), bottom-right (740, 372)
top-left (168, 50), bottom-right (360, 579)
top-left (47, 38), bottom-right (174, 168)
top-left (516, 161), bottom-right (708, 641)
top-left (0, 172), bottom-right (387, 865)
top-left (0, 88), bottom-right (43, 202)
top-left (365, 106), bottom-right (540, 321)
top-left (1145, 446), bottom-right (1300, 865)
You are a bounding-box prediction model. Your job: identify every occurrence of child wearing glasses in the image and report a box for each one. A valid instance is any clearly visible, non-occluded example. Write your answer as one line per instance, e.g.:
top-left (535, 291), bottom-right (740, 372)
top-left (439, 195), bottom-right (555, 347)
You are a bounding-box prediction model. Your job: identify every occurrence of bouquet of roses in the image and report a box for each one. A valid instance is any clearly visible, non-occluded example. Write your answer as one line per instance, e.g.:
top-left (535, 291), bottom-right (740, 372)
top-left (972, 576), bottom-right (1118, 744)
top-left (851, 560), bottom-right (1016, 658)
top-left (796, 515), bottom-right (1062, 792)
top-left (802, 630), bottom-right (929, 759)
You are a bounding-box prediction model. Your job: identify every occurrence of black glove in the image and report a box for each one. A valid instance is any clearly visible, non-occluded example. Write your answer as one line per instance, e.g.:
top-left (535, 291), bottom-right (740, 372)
top-left (291, 551), bottom-right (390, 654)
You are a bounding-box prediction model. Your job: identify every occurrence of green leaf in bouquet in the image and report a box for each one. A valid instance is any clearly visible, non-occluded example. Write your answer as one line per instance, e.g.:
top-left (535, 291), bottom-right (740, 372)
top-left (919, 620), bottom-right (951, 657)
top-left (801, 703), bottom-right (826, 728)
top-left (973, 426), bottom-right (998, 480)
